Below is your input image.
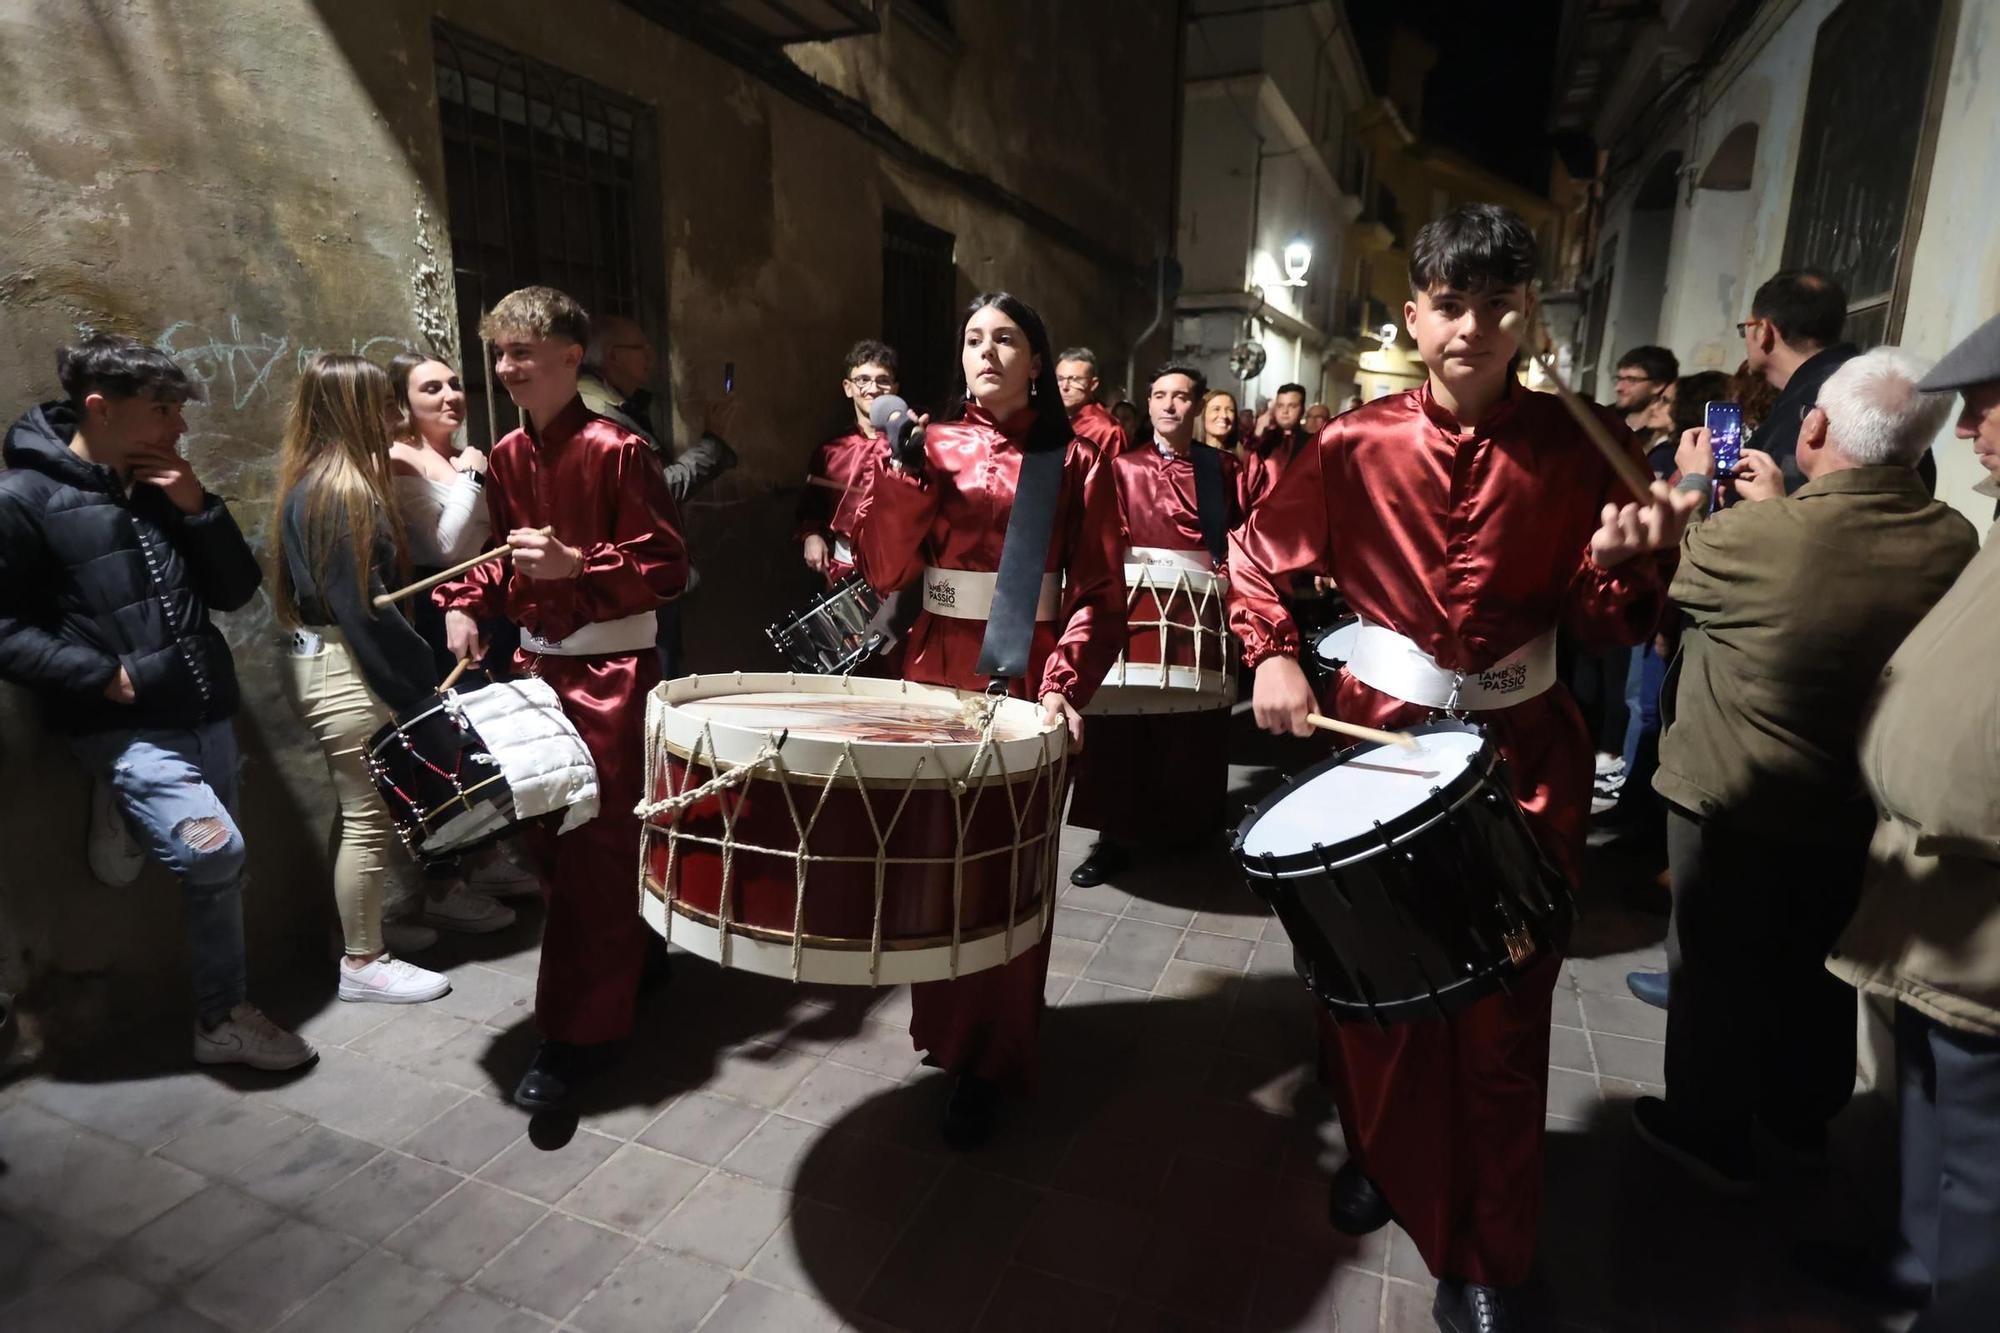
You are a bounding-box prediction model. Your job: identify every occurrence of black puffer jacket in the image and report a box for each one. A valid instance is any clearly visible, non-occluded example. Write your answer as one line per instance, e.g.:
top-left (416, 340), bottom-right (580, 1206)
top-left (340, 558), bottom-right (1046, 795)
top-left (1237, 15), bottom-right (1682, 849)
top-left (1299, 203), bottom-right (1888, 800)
top-left (0, 402), bottom-right (262, 735)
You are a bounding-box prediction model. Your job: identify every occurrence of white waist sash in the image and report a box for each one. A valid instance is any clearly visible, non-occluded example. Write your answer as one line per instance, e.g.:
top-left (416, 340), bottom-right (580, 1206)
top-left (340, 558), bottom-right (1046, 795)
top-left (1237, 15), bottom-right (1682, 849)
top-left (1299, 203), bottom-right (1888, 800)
top-left (921, 567), bottom-right (1062, 622)
top-left (521, 610), bottom-right (658, 657)
top-left (1344, 620), bottom-right (1556, 711)
top-left (1126, 545), bottom-right (1215, 574)
top-left (832, 537), bottom-right (855, 566)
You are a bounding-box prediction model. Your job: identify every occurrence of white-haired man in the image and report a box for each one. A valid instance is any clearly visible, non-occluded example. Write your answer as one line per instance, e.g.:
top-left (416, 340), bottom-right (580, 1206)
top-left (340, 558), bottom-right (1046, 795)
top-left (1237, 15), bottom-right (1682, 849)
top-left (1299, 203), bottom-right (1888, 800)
top-left (1633, 347), bottom-right (1980, 1193)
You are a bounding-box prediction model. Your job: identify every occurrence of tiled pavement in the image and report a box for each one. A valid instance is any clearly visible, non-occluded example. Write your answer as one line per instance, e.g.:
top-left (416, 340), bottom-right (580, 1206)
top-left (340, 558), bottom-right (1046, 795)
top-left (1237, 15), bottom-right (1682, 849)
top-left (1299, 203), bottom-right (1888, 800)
top-left (0, 733), bottom-right (1910, 1332)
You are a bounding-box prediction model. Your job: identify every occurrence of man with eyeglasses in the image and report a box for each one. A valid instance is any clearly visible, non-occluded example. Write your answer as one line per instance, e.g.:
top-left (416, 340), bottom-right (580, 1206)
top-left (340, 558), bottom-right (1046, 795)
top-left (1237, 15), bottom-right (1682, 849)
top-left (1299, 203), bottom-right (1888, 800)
top-left (1056, 346), bottom-right (1130, 461)
top-left (1611, 345), bottom-right (1679, 434)
top-left (796, 340), bottom-right (899, 587)
top-left (1736, 269), bottom-right (1859, 493)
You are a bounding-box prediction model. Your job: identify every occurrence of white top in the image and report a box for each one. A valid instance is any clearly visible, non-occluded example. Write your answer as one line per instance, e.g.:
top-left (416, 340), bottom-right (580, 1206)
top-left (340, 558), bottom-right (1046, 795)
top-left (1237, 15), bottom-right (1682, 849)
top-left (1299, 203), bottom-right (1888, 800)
top-left (393, 472), bottom-right (487, 568)
top-left (1239, 728), bottom-right (1484, 865)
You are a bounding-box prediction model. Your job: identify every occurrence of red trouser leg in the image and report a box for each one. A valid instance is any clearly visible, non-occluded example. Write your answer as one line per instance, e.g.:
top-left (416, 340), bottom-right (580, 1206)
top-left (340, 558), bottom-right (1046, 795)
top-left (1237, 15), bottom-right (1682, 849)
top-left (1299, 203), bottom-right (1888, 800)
top-left (1319, 954), bottom-right (1560, 1287)
top-left (907, 929), bottom-right (1054, 1092)
top-left (524, 651), bottom-right (659, 1046)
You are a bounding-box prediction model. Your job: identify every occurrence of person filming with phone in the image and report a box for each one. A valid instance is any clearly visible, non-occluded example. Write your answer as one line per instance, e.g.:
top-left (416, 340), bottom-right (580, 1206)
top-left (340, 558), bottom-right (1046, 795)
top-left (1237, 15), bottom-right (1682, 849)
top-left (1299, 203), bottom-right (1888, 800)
top-left (1630, 348), bottom-right (1978, 1193)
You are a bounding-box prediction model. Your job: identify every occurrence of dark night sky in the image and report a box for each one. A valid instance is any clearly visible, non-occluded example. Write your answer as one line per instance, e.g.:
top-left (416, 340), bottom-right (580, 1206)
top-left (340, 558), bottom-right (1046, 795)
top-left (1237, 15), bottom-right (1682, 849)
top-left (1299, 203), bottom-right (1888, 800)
top-left (1348, 1), bottom-right (1567, 193)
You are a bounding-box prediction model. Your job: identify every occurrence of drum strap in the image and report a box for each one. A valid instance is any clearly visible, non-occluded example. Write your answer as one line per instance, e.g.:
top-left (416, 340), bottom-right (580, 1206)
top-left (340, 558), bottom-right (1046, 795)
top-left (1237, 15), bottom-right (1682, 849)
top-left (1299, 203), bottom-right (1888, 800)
top-left (976, 445), bottom-right (1066, 683)
top-left (1191, 443), bottom-right (1228, 565)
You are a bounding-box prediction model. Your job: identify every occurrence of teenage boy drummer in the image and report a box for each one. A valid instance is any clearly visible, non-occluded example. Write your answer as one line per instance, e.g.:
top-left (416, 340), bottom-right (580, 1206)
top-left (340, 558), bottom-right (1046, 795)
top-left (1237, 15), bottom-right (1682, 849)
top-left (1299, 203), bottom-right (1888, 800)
top-left (438, 286), bottom-right (689, 1111)
top-left (1227, 204), bottom-right (1699, 1333)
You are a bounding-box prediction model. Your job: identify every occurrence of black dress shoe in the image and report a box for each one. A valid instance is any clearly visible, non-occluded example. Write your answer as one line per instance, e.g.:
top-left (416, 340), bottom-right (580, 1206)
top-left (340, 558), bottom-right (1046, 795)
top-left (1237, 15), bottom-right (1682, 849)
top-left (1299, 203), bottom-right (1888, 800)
top-left (513, 1040), bottom-right (623, 1111)
top-left (1625, 970), bottom-right (1668, 1009)
top-left (940, 1073), bottom-right (1002, 1150)
top-left (1327, 1159), bottom-right (1393, 1235)
top-left (1068, 841), bottom-right (1128, 888)
top-left (1433, 1279), bottom-right (1514, 1333)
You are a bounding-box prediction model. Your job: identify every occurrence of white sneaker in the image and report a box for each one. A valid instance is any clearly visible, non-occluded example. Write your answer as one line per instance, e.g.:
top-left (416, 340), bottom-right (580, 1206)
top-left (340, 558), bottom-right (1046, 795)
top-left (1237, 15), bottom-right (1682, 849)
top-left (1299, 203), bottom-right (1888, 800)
top-left (194, 1003), bottom-right (318, 1070)
top-left (423, 884), bottom-right (518, 934)
top-left (381, 919), bottom-right (440, 953)
top-left (338, 956), bottom-right (451, 1004)
top-left (87, 780), bottom-right (146, 887)
top-left (463, 850), bottom-right (543, 900)
top-left (1594, 752), bottom-right (1625, 778)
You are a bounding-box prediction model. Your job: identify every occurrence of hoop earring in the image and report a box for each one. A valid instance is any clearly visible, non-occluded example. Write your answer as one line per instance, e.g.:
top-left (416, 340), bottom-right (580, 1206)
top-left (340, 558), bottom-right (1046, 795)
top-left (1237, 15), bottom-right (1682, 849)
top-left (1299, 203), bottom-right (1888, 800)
top-left (1030, 381), bottom-right (1039, 400)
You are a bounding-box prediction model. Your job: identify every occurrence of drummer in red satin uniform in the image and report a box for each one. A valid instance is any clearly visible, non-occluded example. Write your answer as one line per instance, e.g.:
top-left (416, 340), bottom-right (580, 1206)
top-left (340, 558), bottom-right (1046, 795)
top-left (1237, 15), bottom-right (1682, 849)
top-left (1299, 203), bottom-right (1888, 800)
top-left (1068, 361), bottom-right (1241, 887)
top-left (1056, 346), bottom-right (1130, 462)
top-left (438, 286), bottom-right (690, 1113)
top-left (796, 340), bottom-right (898, 587)
top-left (1228, 205), bottom-right (1699, 1333)
top-left (853, 292), bottom-right (1125, 1148)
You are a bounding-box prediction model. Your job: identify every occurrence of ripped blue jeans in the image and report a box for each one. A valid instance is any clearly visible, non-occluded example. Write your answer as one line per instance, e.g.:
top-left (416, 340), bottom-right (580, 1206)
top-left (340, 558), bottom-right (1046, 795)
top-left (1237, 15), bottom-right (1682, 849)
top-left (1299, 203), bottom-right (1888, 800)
top-left (69, 720), bottom-right (248, 1026)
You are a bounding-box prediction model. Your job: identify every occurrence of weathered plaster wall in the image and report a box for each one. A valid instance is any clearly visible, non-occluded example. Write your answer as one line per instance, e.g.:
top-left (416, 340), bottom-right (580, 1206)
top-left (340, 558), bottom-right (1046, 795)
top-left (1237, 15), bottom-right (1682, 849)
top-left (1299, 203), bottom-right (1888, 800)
top-left (0, 0), bottom-right (1177, 1029)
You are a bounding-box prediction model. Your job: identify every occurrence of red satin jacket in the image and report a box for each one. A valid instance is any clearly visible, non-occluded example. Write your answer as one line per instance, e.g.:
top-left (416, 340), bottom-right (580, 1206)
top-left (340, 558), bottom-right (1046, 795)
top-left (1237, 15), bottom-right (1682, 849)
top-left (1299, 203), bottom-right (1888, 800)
top-left (1070, 400), bottom-right (1129, 464)
top-left (794, 428), bottom-right (884, 584)
top-left (1110, 439), bottom-right (1243, 556)
top-left (435, 395), bottom-right (689, 641)
top-left (851, 403), bottom-right (1126, 707)
top-left (1226, 382), bottom-right (1671, 878)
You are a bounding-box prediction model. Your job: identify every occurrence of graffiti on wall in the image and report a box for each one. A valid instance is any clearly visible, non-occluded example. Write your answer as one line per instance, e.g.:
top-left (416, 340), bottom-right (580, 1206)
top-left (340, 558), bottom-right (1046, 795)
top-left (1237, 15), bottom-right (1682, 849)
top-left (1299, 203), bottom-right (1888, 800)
top-left (151, 316), bottom-right (413, 411)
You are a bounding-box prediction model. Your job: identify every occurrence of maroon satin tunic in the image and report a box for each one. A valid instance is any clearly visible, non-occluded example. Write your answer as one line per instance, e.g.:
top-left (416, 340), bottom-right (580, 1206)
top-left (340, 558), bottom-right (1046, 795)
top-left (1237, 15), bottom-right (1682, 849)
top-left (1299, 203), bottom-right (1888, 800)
top-left (852, 403), bottom-right (1126, 707)
top-left (437, 395), bottom-right (688, 1045)
top-left (1070, 400), bottom-right (1129, 463)
top-left (1226, 381), bottom-right (1670, 1286)
top-left (851, 402), bottom-right (1125, 1088)
top-left (794, 427), bottom-right (883, 586)
top-left (1069, 440), bottom-right (1241, 842)
top-left (1240, 423), bottom-right (1309, 514)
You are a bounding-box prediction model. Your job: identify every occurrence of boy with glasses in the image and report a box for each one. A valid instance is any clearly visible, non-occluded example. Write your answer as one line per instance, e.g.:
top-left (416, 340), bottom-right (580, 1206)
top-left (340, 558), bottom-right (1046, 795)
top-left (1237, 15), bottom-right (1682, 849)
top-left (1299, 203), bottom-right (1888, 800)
top-left (797, 341), bottom-right (899, 586)
top-left (1055, 346), bottom-right (1129, 461)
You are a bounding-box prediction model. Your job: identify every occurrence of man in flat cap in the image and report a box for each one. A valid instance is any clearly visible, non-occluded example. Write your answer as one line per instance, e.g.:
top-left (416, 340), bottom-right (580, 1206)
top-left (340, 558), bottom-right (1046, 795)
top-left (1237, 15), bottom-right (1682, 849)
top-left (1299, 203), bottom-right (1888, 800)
top-left (1818, 311), bottom-right (2000, 1311)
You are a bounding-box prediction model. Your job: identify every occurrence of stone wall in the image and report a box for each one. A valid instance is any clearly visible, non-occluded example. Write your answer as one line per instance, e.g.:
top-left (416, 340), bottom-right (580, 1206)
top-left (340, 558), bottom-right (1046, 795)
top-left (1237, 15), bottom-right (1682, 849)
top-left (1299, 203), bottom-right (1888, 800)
top-left (0, 0), bottom-right (1177, 1030)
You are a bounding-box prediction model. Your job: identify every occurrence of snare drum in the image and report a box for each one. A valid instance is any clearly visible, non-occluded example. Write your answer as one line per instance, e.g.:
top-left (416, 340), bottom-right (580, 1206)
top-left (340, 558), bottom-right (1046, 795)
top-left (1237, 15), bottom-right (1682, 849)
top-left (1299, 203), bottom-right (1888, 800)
top-left (767, 573), bottom-right (896, 675)
top-left (1087, 554), bottom-right (1235, 715)
top-left (367, 677), bottom-right (599, 862)
top-left (638, 673), bottom-right (1067, 985)
top-left (1232, 720), bottom-right (1570, 1024)
top-left (1306, 615), bottom-right (1361, 685)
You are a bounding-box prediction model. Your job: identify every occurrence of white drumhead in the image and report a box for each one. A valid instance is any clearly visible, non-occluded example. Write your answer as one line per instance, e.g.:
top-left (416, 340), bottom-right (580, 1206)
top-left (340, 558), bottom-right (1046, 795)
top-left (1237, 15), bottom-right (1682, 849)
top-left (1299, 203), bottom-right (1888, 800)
top-left (1315, 620), bottom-right (1361, 666)
top-left (1239, 728), bottom-right (1484, 862)
top-left (677, 692), bottom-right (1040, 745)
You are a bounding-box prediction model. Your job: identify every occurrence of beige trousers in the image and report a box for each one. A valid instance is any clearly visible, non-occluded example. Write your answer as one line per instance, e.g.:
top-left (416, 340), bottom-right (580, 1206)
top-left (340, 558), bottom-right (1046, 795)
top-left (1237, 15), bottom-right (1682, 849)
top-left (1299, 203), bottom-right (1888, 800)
top-left (285, 633), bottom-right (397, 956)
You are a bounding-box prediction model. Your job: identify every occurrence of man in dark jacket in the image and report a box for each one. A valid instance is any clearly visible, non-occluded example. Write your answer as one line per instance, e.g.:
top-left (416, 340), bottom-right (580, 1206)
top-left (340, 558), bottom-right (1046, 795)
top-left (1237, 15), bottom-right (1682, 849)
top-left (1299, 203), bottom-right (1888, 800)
top-left (0, 334), bottom-right (314, 1071)
top-left (1739, 269), bottom-right (1859, 491)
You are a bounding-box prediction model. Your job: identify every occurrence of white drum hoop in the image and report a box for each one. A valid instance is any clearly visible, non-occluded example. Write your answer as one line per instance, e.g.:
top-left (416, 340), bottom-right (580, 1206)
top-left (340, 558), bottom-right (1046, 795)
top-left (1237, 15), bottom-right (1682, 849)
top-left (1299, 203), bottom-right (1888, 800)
top-left (1088, 561), bottom-right (1236, 715)
top-left (636, 672), bottom-right (1069, 985)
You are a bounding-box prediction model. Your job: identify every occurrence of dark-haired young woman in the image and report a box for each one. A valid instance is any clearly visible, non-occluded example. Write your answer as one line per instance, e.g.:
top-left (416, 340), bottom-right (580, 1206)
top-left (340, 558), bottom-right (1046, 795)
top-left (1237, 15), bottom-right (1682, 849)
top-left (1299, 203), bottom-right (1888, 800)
top-left (852, 292), bottom-right (1126, 1147)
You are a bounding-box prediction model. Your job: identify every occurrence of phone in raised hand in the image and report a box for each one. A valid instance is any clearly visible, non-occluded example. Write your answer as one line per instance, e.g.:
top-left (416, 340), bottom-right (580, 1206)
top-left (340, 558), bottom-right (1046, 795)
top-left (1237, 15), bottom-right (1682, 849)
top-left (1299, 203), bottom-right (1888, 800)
top-left (1705, 400), bottom-right (1743, 505)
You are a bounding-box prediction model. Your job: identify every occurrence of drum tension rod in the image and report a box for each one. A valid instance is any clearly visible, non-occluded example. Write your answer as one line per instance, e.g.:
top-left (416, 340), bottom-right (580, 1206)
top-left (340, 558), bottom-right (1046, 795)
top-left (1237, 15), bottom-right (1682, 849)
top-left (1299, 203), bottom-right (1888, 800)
top-left (1307, 842), bottom-right (1351, 906)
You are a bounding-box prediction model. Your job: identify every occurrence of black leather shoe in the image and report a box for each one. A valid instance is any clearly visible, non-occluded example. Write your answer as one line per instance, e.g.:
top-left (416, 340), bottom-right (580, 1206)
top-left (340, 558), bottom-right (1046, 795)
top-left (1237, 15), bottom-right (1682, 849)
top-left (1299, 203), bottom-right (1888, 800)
top-left (1625, 970), bottom-right (1668, 1009)
top-left (1068, 841), bottom-right (1128, 888)
top-left (1433, 1279), bottom-right (1514, 1333)
top-left (1327, 1160), bottom-right (1392, 1235)
top-left (513, 1040), bottom-right (622, 1111)
top-left (940, 1073), bottom-right (1002, 1150)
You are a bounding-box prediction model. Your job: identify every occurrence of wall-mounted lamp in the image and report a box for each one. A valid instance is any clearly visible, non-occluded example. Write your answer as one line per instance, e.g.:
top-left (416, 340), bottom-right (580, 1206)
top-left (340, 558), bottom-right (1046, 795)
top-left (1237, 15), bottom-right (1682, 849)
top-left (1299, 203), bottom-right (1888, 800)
top-left (1282, 239), bottom-right (1312, 285)
top-left (1375, 322), bottom-right (1398, 349)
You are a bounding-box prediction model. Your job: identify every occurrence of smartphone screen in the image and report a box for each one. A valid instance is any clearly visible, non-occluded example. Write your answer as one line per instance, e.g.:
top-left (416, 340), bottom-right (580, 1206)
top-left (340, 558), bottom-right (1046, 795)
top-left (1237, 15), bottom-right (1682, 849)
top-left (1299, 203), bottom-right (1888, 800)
top-left (1706, 400), bottom-right (1743, 504)
top-left (723, 361), bottom-right (735, 394)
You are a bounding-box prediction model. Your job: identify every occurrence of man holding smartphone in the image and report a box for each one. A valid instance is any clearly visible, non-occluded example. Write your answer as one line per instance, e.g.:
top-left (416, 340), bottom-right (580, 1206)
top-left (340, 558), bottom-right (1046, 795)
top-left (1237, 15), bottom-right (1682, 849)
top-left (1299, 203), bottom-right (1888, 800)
top-left (1636, 348), bottom-right (1978, 1192)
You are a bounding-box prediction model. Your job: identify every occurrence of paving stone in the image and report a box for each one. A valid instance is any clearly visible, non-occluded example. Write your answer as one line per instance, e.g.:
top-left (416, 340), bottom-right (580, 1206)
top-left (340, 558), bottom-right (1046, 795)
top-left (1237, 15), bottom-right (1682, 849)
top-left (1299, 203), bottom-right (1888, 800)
top-left (1061, 882), bottom-right (1133, 915)
top-left (1153, 959), bottom-right (1241, 1000)
top-left (1550, 985), bottom-right (1585, 1029)
top-left (290, 998), bottom-right (395, 1048)
top-left (426, 962), bottom-right (536, 1027)
top-left (0, 1103), bottom-right (207, 1246)
top-left (1174, 930), bottom-right (1255, 971)
top-left (231, 1124), bottom-right (382, 1208)
top-left (1546, 1068), bottom-right (1601, 1122)
top-left (1593, 1032), bottom-right (1666, 1084)
top-left (182, 1218), bottom-right (366, 1332)
top-left (1188, 909), bottom-right (1267, 940)
top-left (701, 1042), bottom-right (819, 1109)
top-left (399, 1093), bottom-right (524, 1173)
top-left (122, 1305), bottom-right (232, 1333)
top-left (857, 1166), bottom-right (1040, 1333)
top-left (747, 1199), bottom-right (899, 1304)
top-left (3, 1263), bottom-right (159, 1333)
top-left (0, 1212), bottom-right (91, 1305)
top-left (698, 1278), bottom-right (843, 1331)
top-left (717, 1113), bottom-right (818, 1188)
top-left (271, 1248), bottom-right (455, 1333)
top-left (1053, 906), bottom-right (1116, 943)
top-left (559, 1143), bottom-right (707, 1234)
top-left (975, 1265), bottom-right (1123, 1331)
top-left (477, 1126), bottom-right (621, 1202)
top-left (475, 1213), bottom-right (636, 1320)
top-left (260, 1046), bottom-right (468, 1144)
top-left (24, 1072), bottom-right (232, 1152)
top-left (383, 1180), bottom-right (546, 1281)
top-left (1012, 1188), bottom-right (1151, 1293)
top-left (409, 1288), bottom-right (554, 1332)
top-left (1549, 1023), bottom-right (1595, 1075)
top-left (156, 1102), bottom-right (313, 1178)
top-left (300, 1150), bottom-right (462, 1243)
top-left (652, 1172), bottom-right (790, 1268)
top-left (569, 1247), bottom-right (732, 1333)
top-left (1124, 897), bottom-right (1197, 927)
top-left (349, 1006), bottom-right (484, 1074)
top-left (637, 1091), bottom-right (766, 1165)
top-left (777, 1061), bottom-right (900, 1128)
top-left (824, 1019), bottom-right (924, 1080)
top-left (1047, 934), bottom-right (1099, 977)
top-left (110, 1183), bottom-right (286, 1287)
top-left (1581, 991), bottom-right (1669, 1041)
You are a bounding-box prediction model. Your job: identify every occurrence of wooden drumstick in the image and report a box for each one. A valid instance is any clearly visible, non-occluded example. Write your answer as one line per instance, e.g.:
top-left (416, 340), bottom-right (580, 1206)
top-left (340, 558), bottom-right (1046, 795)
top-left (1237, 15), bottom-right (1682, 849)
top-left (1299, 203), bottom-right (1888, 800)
top-left (1306, 713), bottom-right (1419, 750)
top-left (372, 526), bottom-right (554, 609)
top-left (804, 474), bottom-right (849, 493)
top-left (1499, 309), bottom-right (1655, 503)
top-left (439, 656), bottom-right (476, 693)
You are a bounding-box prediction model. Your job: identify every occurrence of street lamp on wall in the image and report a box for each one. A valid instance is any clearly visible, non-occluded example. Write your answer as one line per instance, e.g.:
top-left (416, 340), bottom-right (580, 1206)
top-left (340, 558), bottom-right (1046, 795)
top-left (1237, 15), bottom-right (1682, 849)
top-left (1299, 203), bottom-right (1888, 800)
top-left (1282, 239), bottom-right (1312, 285)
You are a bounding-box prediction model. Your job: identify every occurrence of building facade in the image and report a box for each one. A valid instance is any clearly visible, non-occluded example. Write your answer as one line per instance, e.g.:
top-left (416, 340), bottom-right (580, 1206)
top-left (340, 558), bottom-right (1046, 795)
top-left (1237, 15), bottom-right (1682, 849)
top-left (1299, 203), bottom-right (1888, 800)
top-left (0, 0), bottom-right (1180, 1016)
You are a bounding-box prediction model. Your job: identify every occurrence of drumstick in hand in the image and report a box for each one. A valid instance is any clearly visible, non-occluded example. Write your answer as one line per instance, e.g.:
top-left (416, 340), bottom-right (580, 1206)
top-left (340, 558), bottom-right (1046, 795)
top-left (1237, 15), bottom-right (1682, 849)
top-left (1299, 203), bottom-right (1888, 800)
top-left (1499, 309), bottom-right (1654, 502)
top-left (1306, 713), bottom-right (1419, 750)
top-left (372, 526), bottom-right (554, 609)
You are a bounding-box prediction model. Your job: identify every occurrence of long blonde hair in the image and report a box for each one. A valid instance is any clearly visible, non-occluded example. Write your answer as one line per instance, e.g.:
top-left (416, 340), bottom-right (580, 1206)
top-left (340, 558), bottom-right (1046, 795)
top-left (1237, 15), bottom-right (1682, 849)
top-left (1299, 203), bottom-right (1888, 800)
top-left (271, 353), bottom-right (409, 627)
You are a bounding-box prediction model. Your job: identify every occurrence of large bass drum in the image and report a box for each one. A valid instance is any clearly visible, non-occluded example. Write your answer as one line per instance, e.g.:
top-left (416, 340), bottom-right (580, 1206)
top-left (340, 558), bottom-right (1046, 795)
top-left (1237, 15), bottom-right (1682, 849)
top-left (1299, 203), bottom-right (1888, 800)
top-left (1087, 553), bottom-right (1235, 715)
top-left (1232, 720), bottom-right (1571, 1024)
top-left (638, 673), bottom-right (1067, 985)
